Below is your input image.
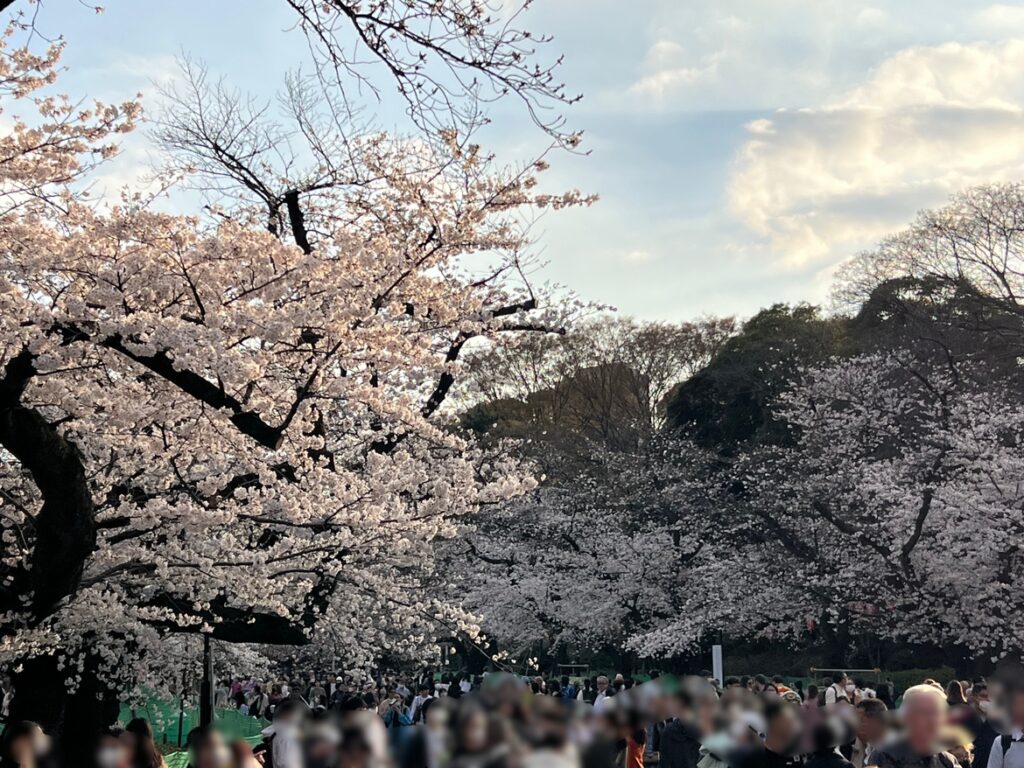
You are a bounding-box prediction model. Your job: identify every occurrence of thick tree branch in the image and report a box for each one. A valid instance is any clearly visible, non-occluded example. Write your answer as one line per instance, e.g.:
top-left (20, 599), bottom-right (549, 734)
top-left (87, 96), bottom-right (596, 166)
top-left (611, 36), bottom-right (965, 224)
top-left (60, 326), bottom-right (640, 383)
top-left (52, 324), bottom-right (288, 449)
top-left (144, 593), bottom-right (311, 645)
top-left (284, 189), bottom-right (313, 254)
top-left (0, 350), bottom-right (96, 618)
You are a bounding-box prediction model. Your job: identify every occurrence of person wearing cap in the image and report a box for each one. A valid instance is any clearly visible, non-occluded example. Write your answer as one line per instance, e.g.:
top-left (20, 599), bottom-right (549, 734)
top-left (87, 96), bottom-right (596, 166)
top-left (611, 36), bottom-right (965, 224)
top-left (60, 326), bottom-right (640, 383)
top-left (965, 683), bottom-right (999, 768)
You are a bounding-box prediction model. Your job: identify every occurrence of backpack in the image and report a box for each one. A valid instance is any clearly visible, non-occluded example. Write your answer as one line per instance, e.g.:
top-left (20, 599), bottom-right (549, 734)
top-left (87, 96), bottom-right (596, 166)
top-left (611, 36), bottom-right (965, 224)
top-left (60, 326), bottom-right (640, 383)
top-left (1000, 735), bottom-right (1018, 760)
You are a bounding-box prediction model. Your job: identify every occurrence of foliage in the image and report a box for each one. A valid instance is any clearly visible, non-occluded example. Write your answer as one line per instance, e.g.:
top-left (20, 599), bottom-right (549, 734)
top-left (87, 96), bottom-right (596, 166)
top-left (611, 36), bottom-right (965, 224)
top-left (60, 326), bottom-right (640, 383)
top-left (458, 185), bottom-right (1024, 669)
top-left (666, 304), bottom-right (854, 455)
top-left (463, 315), bottom-right (735, 448)
top-left (0, 0), bottom-right (589, 738)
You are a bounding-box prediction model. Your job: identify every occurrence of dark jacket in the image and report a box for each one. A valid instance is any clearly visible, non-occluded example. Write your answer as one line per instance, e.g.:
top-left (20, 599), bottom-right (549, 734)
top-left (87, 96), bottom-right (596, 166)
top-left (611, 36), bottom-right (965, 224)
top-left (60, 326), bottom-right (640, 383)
top-left (660, 720), bottom-right (703, 768)
top-left (734, 747), bottom-right (802, 768)
top-left (869, 740), bottom-right (960, 768)
top-left (965, 713), bottom-right (1000, 768)
top-left (807, 750), bottom-right (854, 768)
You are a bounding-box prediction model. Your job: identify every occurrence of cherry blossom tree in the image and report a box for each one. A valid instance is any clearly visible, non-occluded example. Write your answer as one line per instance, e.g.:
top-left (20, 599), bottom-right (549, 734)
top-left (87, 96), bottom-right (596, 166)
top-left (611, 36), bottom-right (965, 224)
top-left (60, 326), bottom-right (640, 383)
top-left (637, 350), bottom-right (1024, 661)
top-left (0, 1), bottom-right (588, 740)
top-left (451, 435), bottom-right (717, 659)
top-left (450, 318), bottom-right (734, 661)
top-left (282, 0), bottom-right (583, 145)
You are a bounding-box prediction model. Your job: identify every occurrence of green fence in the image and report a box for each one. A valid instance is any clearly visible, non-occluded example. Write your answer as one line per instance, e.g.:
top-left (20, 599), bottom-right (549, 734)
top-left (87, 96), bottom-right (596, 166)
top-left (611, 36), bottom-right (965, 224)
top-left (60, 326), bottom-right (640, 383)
top-left (118, 700), bottom-right (267, 748)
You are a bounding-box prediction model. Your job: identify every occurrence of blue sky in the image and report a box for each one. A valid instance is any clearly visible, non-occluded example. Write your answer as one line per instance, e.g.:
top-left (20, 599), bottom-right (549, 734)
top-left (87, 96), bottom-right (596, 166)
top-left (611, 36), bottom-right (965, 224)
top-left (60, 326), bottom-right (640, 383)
top-left (49, 0), bottom-right (1024, 320)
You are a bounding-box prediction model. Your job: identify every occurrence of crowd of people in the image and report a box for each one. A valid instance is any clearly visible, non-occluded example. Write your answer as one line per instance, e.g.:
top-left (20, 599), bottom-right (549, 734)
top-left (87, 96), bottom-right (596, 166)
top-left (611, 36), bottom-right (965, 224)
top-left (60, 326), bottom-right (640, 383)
top-left (2, 668), bottom-right (1023, 768)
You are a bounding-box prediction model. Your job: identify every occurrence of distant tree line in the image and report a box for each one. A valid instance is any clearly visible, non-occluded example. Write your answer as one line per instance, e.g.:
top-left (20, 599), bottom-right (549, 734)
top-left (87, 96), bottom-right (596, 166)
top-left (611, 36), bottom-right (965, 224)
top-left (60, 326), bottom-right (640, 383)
top-left (451, 184), bottom-right (1024, 676)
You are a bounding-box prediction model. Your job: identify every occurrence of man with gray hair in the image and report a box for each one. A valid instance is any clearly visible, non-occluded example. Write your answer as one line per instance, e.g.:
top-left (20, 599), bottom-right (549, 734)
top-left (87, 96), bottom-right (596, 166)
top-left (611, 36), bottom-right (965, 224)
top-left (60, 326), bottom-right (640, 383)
top-left (868, 685), bottom-right (961, 768)
top-left (593, 675), bottom-right (612, 713)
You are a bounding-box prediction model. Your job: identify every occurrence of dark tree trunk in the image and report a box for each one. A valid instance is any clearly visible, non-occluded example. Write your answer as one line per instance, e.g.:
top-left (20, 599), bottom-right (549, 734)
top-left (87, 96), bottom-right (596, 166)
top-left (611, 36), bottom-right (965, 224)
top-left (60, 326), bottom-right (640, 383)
top-left (7, 654), bottom-right (119, 764)
top-left (7, 656), bottom-right (66, 735)
top-left (0, 350), bottom-right (312, 743)
top-left (0, 351), bottom-right (99, 744)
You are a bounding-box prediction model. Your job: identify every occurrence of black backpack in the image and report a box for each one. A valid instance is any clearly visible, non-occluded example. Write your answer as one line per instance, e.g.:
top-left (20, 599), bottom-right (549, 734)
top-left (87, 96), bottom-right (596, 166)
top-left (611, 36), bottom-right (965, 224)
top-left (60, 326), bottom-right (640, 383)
top-left (999, 735), bottom-right (1019, 760)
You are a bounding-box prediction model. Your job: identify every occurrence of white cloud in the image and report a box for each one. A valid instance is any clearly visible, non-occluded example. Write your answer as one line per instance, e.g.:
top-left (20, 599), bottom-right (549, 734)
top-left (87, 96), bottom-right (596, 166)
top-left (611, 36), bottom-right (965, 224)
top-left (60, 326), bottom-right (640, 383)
top-left (622, 249), bottom-right (654, 264)
top-left (618, 0), bottom-right (923, 112)
top-left (973, 4), bottom-right (1024, 36)
top-left (746, 118), bottom-right (775, 135)
top-left (629, 50), bottom-right (723, 98)
top-left (855, 7), bottom-right (889, 27)
top-left (728, 40), bottom-right (1024, 269)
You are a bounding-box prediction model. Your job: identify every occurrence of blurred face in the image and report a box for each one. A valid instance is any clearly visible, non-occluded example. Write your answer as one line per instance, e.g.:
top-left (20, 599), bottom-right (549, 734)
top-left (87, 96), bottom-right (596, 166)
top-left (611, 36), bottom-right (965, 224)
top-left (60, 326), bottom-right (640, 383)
top-left (1009, 691), bottom-right (1024, 726)
top-left (11, 726), bottom-right (47, 764)
top-left (597, 677), bottom-right (608, 693)
top-left (903, 694), bottom-right (945, 754)
top-left (461, 712), bottom-right (489, 753)
top-left (194, 732), bottom-right (231, 768)
top-left (96, 736), bottom-right (129, 768)
top-left (305, 720), bottom-right (342, 763)
top-left (767, 707), bottom-right (802, 755)
top-left (426, 704), bottom-right (449, 732)
top-left (696, 697), bottom-right (717, 736)
top-left (857, 712), bottom-right (886, 744)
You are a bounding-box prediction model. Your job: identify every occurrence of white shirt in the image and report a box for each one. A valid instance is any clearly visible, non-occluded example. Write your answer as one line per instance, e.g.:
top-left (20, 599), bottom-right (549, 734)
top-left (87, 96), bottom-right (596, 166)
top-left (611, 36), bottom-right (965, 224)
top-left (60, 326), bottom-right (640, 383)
top-left (824, 683), bottom-right (848, 707)
top-left (593, 690), bottom-right (611, 713)
top-left (263, 723), bottom-right (303, 768)
top-left (408, 694), bottom-right (433, 721)
top-left (988, 729), bottom-right (1024, 768)
top-left (851, 738), bottom-right (876, 768)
